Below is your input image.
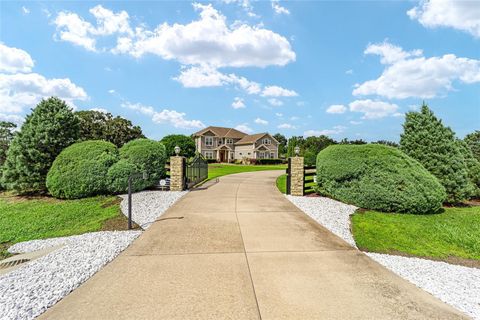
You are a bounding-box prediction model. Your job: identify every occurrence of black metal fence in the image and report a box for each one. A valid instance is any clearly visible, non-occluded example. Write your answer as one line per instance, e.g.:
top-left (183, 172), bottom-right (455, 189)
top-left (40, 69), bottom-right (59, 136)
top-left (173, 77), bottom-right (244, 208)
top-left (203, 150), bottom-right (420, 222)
top-left (184, 155), bottom-right (208, 189)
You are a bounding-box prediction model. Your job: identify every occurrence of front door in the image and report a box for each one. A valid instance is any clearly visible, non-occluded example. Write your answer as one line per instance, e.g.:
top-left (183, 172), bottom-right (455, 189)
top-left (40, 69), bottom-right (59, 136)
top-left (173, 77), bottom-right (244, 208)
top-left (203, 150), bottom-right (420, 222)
top-left (219, 150), bottom-right (226, 162)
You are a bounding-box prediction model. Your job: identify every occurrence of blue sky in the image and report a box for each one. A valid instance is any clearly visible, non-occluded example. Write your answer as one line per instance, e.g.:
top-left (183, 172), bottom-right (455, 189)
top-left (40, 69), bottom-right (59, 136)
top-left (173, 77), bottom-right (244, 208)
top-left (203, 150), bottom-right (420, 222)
top-left (1, 0), bottom-right (479, 141)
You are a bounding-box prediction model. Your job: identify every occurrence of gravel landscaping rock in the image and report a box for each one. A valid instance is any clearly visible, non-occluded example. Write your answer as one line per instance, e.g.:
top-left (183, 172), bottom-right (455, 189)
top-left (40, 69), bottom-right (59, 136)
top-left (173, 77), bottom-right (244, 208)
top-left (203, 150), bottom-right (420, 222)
top-left (119, 190), bottom-right (188, 229)
top-left (286, 195), bottom-right (358, 247)
top-left (1, 231), bottom-right (141, 320)
top-left (1, 190), bottom-right (187, 320)
top-left (286, 195), bottom-right (480, 320)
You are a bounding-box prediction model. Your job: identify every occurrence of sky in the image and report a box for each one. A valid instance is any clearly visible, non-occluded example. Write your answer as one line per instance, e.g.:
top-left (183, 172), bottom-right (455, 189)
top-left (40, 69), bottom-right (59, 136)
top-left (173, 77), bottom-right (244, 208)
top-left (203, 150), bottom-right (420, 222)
top-left (0, 0), bottom-right (479, 141)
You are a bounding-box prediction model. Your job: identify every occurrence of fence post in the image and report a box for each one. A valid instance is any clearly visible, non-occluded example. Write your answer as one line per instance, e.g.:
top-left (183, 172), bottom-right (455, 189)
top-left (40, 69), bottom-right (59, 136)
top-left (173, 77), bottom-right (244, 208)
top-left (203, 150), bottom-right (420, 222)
top-left (286, 158), bottom-right (291, 195)
top-left (170, 156), bottom-right (186, 191)
top-left (290, 156), bottom-right (304, 196)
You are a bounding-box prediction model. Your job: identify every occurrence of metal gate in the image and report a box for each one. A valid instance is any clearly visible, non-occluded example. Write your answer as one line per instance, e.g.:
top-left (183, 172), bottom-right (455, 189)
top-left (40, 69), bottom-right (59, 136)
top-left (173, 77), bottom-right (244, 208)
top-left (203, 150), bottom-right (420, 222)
top-left (184, 155), bottom-right (208, 189)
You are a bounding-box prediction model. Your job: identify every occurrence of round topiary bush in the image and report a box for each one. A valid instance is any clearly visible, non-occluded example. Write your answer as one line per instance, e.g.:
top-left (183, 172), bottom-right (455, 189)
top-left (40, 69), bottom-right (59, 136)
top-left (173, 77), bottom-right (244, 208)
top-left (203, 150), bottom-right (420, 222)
top-left (316, 144), bottom-right (446, 213)
top-left (107, 159), bottom-right (142, 193)
top-left (46, 140), bottom-right (119, 199)
top-left (107, 139), bottom-right (166, 193)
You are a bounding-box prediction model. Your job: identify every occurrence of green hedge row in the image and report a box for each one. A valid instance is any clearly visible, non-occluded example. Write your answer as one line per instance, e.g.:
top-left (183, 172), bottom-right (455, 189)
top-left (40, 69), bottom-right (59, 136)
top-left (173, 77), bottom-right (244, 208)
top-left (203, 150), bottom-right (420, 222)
top-left (316, 144), bottom-right (446, 214)
top-left (46, 139), bottom-right (166, 199)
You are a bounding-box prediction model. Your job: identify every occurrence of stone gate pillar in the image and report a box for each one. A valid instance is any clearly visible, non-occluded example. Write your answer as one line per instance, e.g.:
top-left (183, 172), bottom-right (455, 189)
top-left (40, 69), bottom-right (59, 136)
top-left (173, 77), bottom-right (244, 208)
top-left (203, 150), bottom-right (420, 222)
top-left (170, 156), bottom-right (185, 191)
top-left (290, 156), bottom-right (304, 196)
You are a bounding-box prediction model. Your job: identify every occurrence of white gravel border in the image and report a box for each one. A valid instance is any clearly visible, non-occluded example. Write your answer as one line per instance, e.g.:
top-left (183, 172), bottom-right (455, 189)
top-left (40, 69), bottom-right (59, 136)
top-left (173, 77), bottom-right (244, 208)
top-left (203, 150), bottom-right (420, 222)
top-left (119, 190), bottom-right (188, 229)
top-left (1, 190), bottom-right (187, 320)
top-left (286, 195), bottom-right (480, 320)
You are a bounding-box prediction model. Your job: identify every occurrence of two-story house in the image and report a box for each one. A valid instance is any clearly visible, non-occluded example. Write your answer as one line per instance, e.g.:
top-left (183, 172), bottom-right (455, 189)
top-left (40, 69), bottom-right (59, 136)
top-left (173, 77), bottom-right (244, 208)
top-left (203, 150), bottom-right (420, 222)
top-left (193, 126), bottom-right (279, 162)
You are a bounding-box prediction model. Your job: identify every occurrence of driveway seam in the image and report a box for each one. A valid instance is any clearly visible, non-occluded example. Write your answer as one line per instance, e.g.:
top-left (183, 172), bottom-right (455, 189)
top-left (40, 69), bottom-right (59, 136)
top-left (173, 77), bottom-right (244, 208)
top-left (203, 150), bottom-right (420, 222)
top-left (234, 176), bottom-right (263, 320)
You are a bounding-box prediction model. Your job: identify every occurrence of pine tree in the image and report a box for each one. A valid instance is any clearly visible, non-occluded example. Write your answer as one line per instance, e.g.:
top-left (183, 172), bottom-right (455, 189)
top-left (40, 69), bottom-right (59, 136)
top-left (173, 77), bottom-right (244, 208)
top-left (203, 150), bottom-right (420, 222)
top-left (400, 104), bottom-right (471, 203)
top-left (1, 97), bottom-right (79, 194)
top-left (464, 130), bottom-right (480, 162)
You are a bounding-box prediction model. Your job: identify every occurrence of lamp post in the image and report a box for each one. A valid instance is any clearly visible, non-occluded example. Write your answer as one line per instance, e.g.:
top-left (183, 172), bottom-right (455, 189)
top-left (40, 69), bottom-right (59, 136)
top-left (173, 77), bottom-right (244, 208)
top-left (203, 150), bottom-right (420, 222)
top-left (128, 172), bottom-right (148, 230)
top-left (294, 146), bottom-right (300, 156)
top-left (174, 145), bottom-right (181, 156)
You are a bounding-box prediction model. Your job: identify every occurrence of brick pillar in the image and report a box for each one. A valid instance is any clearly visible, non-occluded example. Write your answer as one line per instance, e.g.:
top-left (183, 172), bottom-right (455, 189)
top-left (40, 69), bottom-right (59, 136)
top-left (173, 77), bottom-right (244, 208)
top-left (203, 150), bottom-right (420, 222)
top-left (290, 156), bottom-right (304, 196)
top-left (170, 156), bottom-right (185, 191)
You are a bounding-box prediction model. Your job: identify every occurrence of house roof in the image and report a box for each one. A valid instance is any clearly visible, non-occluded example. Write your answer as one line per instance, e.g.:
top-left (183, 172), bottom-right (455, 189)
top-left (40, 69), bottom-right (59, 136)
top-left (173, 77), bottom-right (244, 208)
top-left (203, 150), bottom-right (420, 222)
top-left (193, 126), bottom-right (247, 139)
top-left (235, 133), bottom-right (268, 145)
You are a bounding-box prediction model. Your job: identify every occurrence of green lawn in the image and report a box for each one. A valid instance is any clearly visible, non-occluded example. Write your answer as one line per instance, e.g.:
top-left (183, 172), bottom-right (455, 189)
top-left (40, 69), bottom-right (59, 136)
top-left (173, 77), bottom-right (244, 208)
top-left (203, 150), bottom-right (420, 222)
top-left (0, 193), bottom-right (129, 259)
top-left (208, 163), bottom-right (286, 180)
top-left (276, 174), bottom-right (287, 193)
top-left (351, 206), bottom-right (480, 263)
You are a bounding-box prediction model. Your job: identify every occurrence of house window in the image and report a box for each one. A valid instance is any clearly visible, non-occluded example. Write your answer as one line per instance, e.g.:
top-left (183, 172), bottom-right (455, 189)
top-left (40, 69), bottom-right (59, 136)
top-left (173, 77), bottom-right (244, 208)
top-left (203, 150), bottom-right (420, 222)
top-left (258, 152), bottom-right (265, 159)
top-left (262, 138), bottom-right (271, 145)
top-left (205, 137), bottom-right (213, 146)
top-left (270, 152), bottom-right (275, 158)
top-left (205, 151), bottom-right (214, 159)
top-left (226, 138), bottom-right (233, 144)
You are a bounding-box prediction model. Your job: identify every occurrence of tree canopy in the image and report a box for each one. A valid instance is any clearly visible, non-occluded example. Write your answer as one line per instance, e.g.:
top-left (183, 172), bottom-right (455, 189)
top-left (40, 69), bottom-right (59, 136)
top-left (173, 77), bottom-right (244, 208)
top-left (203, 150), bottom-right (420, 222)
top-left (76, 110), bottom-right (144, 147)
top-left (160, 134), bottom-right (196, 158)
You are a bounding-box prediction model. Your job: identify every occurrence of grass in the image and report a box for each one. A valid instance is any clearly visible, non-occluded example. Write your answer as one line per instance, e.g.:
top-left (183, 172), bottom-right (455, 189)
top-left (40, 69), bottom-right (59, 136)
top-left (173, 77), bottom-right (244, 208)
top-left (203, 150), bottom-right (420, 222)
top-left (208, 163), bottom-right (286, 180)
top-left (351, 206), bottom-right (480, 264)
top-left (0, 193), bottom-right (129, 259)
top-left (276, 174), bottom-right (287, 193)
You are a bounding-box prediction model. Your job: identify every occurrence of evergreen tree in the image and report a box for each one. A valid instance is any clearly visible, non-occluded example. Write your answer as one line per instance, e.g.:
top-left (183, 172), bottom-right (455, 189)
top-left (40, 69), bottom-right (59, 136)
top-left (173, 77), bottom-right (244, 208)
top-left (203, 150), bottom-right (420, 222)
top-left (0, 121), bottom-right (16, 167)
top-left (457, 139), bottom-right (480, 197)
top-left (273, 133), bottom-right (287, 157)
top-left (400, 104), bottom-right (471, 203)
top-left (464, 130), bottom-right (480, 162)
top-left (2, 97), bottom-right (79, 194)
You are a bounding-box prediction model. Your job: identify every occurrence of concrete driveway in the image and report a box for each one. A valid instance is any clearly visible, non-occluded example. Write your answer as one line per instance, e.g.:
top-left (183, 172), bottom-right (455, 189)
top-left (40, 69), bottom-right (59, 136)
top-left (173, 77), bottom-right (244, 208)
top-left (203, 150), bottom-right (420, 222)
top-left (40, 171), bottom-right (467, 319)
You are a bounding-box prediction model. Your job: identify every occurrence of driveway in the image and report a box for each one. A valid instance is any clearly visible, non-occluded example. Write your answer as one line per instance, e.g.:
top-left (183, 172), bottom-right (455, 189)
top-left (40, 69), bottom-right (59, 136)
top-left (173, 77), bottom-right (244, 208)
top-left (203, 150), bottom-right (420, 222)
top-left (40, 171), bottom-right (467, 319)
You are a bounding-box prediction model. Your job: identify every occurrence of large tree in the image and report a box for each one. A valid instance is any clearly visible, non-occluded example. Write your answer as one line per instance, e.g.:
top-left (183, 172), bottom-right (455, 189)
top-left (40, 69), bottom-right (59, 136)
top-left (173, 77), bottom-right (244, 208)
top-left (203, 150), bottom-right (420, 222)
top-left (2, 97), bottom-right (79, 194)
top-left (286, 136), bottom-right (305, 158)
top-left (0, 121), bottom-right (16, 167)
top-left (400, 104), bottom-right (471, 203)
top-left (76, 110), bottom-right (144, 147)
top-left (160, 134), bottom-right (196, 158)
top-left (303, 135), bottom-right (336, 165)
top-left (464, 130), bottom-right (480, 162)
top-left (273, 133), bottom-right (287, 157)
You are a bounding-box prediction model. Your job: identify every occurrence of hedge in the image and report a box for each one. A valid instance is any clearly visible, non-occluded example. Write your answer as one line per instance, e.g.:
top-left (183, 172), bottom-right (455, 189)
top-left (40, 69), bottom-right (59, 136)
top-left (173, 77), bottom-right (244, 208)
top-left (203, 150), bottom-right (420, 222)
top-left (109, 139), bottom-right (167, 193)
top-left (46, 141), bottom-right (119, 199)
top-left (256, 159), bottom-right (284, 165)
top-left (316, 144), bottom-right (446, 214)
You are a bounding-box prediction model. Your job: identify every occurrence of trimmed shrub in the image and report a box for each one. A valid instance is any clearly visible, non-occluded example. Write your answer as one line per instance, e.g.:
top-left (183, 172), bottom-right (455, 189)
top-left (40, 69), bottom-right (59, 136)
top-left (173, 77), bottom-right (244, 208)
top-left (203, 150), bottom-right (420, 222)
top-left (46, 141), bottom-right (119, 199)
top-left (107, 139), bottom-right (166, 193)
top-left (316, 144), bottom-right (446, 214)
top-left (2, 97), bottom-right (79, 194)
top-left (256, 159), bottom-right (283, 165)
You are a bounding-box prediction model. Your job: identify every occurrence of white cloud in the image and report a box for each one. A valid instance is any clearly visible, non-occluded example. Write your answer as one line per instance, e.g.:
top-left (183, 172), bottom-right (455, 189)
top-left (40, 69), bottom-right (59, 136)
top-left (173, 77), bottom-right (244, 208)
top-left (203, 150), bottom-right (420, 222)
top-left (232, 97), bottom-right (246, 109)
top-left (254, 117), bottom-right (268, 125)
top-left (108, 89), bottom-right (115, 94)
top-left (407, 0), bottom-right (480, 38)
top-left (349, 120), bottom-right (362, 125)
top-left (354, 41), bottom-right (480, 99)
top-left (271, 1), bottom-right (290, 15)
top-left (121, 101), bottom-right (204, 129)
top-left (275, 112), bottom-right (283, 117)
top-left (268, 98), bottom-right (283, 106)
top-left (304, 126), bottom-right (346, 137)
top-left (0, 73), bottom-right (88, 114)
top-left (278, 123), bottom-right (295, 129)
top-left (174, 65), bottom-right (262, 94)
top-left (348, 99), bottom-right (399, 119)
top-left (345, 69), bottom-right (353, 75)
top-left (0, 43), bottom-right (34, 73)
top-left (22, 6), bottom-right (30, 14)
top-left (53, 5), bottom-right (133, 52)
top-left (290, 116), bottom-right (299, 121)
top-left (326, 104), bottom-right (347, 114)
top-left (114, 3), bottom-right (295, 68)
top-left (90, 107), bottom-right (108, 113)
top-left (364, 41), bottom-right (422, 65)
top-left (0, 113), bottom-right (24, 125)
top-left (235, 123), bottom-right (253, 133)
top-left (221, 0), bottom-right (259, 19)
top-left (262, 85), bottom-right (298, 97)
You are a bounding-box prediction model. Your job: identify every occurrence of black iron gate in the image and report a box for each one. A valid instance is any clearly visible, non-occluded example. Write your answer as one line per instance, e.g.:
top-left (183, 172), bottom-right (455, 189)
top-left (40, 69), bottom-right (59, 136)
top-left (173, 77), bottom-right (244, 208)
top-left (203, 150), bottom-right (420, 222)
top-left (184, 155), bottom-right (208, 189)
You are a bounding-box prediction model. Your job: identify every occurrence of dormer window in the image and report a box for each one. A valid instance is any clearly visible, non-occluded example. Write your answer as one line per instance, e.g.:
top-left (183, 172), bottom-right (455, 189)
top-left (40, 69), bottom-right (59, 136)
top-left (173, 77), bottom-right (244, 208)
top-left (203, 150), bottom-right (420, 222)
top-left (262, 138), bottom-right (271, 145)
top-left (226, 138), bottom-right (233, 144)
